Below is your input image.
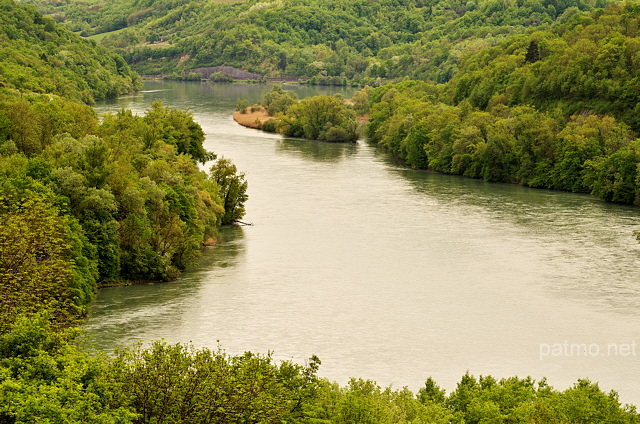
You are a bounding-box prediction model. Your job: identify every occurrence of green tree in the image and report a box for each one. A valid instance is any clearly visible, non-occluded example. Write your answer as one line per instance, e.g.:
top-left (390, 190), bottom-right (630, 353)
top-left (284, 95), bottom-right (358, 142)
top-left (143, 100), bottom-right (215, 164)
top-left (0, 184), bottom-right (97, 331)
top-left (105, 341), bottom-right (320, 423)
top-left (0, 314), bottom-right (136, 423)
top-left (209, 157), bottom-right (248, 225)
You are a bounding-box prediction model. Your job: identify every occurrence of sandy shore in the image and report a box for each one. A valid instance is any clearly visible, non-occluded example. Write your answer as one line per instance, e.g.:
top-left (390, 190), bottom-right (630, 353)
top-left (232, 106), bottom-right (271, 129)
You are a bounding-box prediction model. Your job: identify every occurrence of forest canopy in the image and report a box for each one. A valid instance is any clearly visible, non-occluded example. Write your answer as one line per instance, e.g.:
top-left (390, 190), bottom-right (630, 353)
top-left (0, 0), bottom-right (141, 103)
top-left (366, 2), bottom-right (640, 205)
top-left (18, 0), bottom-right (603, 84)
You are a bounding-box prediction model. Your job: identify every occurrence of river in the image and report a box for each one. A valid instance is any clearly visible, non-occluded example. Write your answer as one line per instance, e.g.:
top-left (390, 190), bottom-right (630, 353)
top-left (85, 80), bottom-right (640, 405)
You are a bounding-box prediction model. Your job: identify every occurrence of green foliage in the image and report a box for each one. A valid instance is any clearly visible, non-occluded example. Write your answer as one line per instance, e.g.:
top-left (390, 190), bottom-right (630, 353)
top-left (445, 2), bottom-right (640, 134)
top-left (22, 0), bottom-right (597, 84)
top-left (0, 0), bottom-right (141, 103)
top-left (210, 157), bottom-right (248, 225)
top-left (262, 85), bottom-right (298, 116)
top-left (0, 313), bottom-right (136, 423)
top-left (105, 341), bottom-right (321, 423)
top-left (0, 180), bottom-right (97, 331)
top-left (442, 373), bottom-right (638, 423)
top-left (269, 93), bottom-right (359, 142)
top-left (1, 316), bottom-right (637, 423)
top-left (366, 2), bottom-right (640, 205)
top-left (209, 71), bottom-right (234, 82)
top-left (143, 100), bottom-right (214, 164)
top-left (308, 378), bottom-right (452, 423)
top-left (261, 117), bottom-right (279, 133)
top-left (236, 98), bottom-right (249, 113)
top-left (0, 93), bottom-right (245, 298)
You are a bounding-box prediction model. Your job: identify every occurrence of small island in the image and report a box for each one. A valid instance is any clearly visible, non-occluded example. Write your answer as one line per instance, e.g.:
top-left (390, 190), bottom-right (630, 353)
top-left (233, 85), bottom-right (362, 143)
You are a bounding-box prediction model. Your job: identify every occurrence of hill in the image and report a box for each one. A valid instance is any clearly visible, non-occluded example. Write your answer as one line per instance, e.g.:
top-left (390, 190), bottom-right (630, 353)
top-left (367, 2), bottom-right (640, 204)
top-left (19, 0), bottom-right (602, 84)
top-left (0, 0), bottom-right (141, 103)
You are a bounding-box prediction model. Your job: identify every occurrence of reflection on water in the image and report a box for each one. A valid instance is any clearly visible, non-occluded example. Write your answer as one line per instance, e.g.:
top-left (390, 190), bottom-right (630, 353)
top-left (81, 226), bottom-right (246, 351)
top-left (275, 137), bottom-right (358, 162)
top-left (87, 81), bottom-right (640, 406)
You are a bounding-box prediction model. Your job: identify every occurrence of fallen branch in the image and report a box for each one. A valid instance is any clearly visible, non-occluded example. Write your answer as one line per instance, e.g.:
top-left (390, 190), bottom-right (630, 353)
top-left (233, 220), bottom-right (253, 226)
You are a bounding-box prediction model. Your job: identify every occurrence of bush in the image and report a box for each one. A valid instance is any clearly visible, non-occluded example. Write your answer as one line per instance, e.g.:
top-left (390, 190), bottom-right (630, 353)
top-left (261, 118), bottom-right (279, 133)
top-left (236, 98), bottom-right (249, 113)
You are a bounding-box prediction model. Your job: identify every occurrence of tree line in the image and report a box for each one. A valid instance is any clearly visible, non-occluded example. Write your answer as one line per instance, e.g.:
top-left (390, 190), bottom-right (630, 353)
top-left (367, 2), bottom-right (640, 205)
top-left (1, 313), bottom-right (637, 423)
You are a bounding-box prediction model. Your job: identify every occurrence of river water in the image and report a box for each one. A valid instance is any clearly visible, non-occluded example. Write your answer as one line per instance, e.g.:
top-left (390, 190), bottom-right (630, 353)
top-left (85, 80), bottom-right (640, 405)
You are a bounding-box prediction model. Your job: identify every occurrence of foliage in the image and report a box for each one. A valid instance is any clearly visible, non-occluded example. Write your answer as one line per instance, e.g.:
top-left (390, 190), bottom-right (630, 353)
top-left (441, 372), bottom-right (638, 423)
top-left (366, 3), bottom-right (640, 205)
top-left (0, 95), bottom-right (246, 326)
top-left (105, 341), bottom-right (321, 423)
top-left (0, 0), bottom-right (248, 327)
top-left (20, 0), bottom-right (601, 84)
top-left (1, 314), bottom-right (638, 423)
top-left (208, 71), bottom-right (234, 82)
top-left (258, 86), bottom-right (358, 142)
top-left (0, 182), bottom-right (97, 331)
top-left (0, 313), bottom-right (136, 423)
top-left (142, 100), bottom-right (214, 163)
top-left (209, 157), bottom-right (248, 225)
top-left (447, 2), bottom-right (640, 134)
top-left (236, 98), bottom-right (249, 113)
top-left (262, 84), bottom-right (297, 116)
top-left (0, 0), bottom-right (141, 103)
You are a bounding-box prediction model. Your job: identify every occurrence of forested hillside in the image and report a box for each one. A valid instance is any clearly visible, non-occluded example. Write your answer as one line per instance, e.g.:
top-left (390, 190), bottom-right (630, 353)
top-left (0, 0), bottom-right (141, 102)
top-left (20, 0), bottom-right (601, 83)
top-left (368, 2), bottom-right (640, 205)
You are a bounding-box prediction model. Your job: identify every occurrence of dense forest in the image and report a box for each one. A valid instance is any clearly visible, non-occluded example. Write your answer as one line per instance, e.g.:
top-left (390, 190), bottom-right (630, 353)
top-left (367, 2), bottom-right (640, 205)
top-left (0, 0), bottom-right (140, 102)
top-left (20, 0), bottom-right (602, 83)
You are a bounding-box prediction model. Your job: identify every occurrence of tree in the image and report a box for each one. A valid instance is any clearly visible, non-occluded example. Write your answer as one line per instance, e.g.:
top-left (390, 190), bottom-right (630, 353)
top-left (104, 341), bottom-right (320, 423)
top-left (262, 85), bottom-right (298, 116)
top-left (0, 313), bottom-right (136, 423)
top-left (209, 157), bottom-right (248, 225)
top-left (0, 185), bottom-right (97, 331)
top-left (143, 100), bottom-right (215, 164)
top-left (284, 95), bottom-right (358, 142)
top-left (525, 40), bottom-right (541, 63)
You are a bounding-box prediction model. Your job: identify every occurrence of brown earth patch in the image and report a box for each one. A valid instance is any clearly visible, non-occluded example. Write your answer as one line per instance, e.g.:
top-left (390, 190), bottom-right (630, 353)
top-left (232, 106), bottom-right (272, 129)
